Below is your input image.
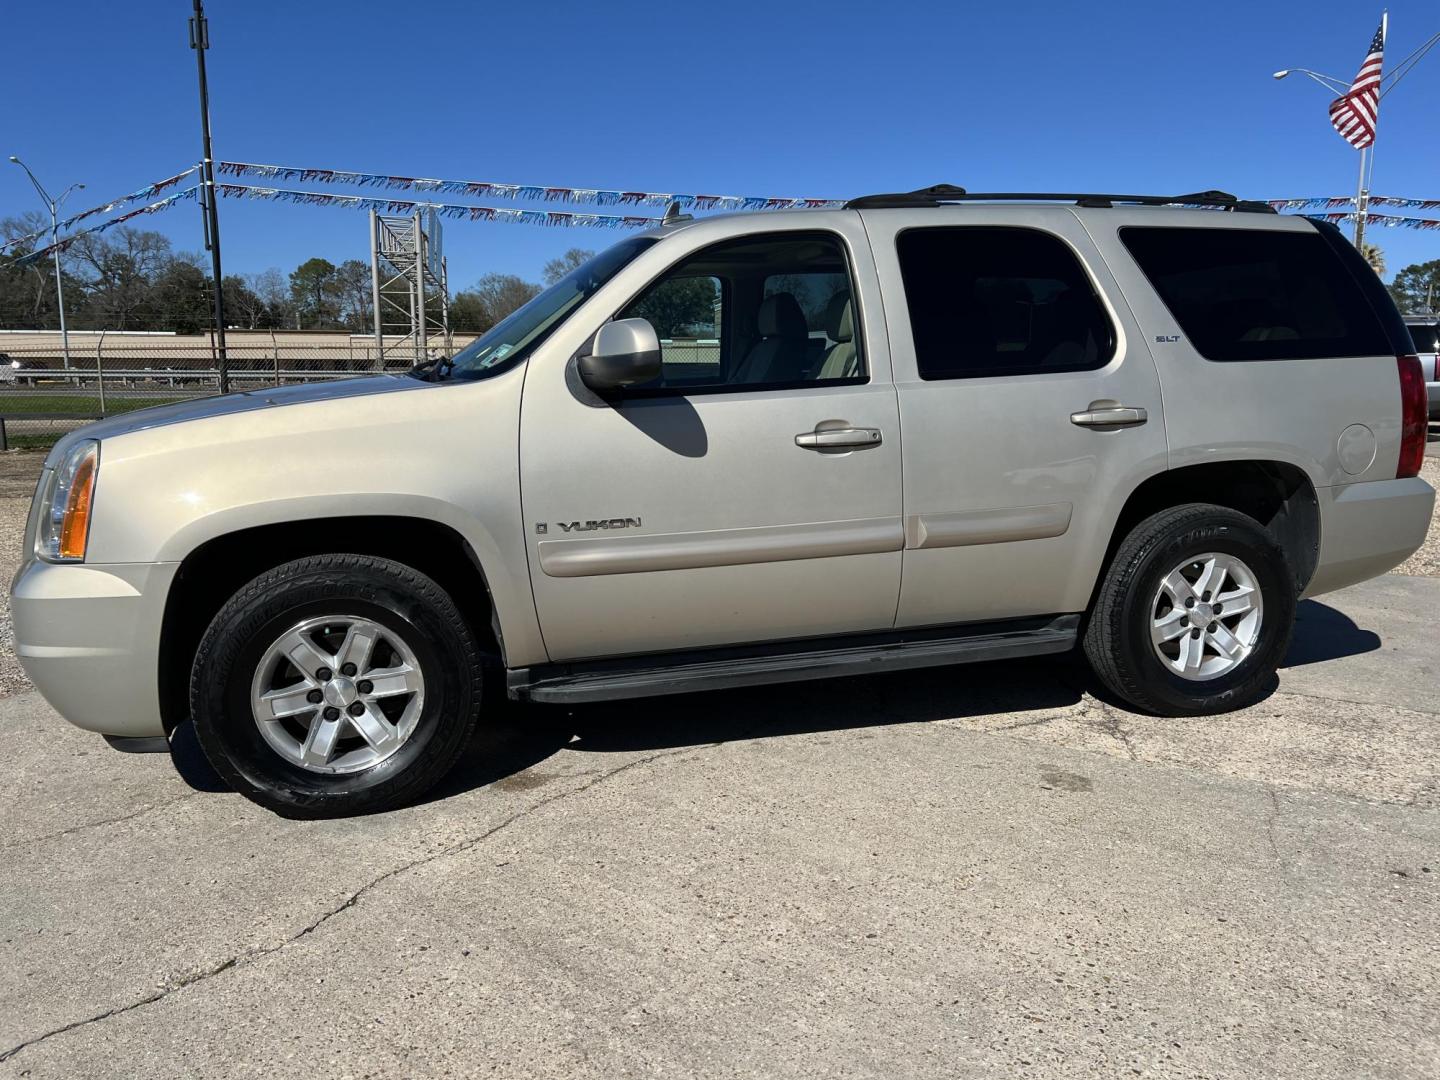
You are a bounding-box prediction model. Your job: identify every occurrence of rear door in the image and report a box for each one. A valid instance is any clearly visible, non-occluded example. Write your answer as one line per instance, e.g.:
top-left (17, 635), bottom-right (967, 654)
top-left (863, 208), bottom-right (1169, 627)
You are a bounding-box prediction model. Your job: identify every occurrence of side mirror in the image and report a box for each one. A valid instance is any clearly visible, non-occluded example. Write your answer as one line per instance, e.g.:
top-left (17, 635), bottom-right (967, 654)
top-left (577, 318), bottom-right (662, 391)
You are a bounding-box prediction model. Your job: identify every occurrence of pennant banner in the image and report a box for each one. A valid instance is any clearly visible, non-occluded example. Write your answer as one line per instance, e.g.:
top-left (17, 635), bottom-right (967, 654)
top-left (14, 186), bottom-right (201, 266)
top-left (217, 160), bottom-right (843, 211)
top-left (1, 166), bottom-right (201, 255)
top-left (214, 183), bottom-right (662, 228)
top-left (15, 168), bottom-right (1440, 272)
top-left (1300, 211), bottom-right (1440, 231)
top-left (1270, 195), bottom-right (1440, 211)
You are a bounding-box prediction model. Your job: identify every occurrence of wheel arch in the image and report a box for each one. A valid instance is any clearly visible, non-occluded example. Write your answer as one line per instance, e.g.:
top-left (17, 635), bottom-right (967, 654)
top-left (1096, 459), bottom-right (1320, 606)
top-left (156, 515), bottom-right (506, 735)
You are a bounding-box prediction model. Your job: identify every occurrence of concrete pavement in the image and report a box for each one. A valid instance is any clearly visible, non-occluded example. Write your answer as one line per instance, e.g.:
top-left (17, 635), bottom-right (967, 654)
top-left (1, 577), bottom-right (1437, 1078)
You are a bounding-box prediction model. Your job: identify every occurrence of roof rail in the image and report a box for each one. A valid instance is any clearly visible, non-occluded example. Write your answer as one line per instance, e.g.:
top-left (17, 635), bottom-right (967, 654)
top-left (844, 185), bottom-right (1277, 214)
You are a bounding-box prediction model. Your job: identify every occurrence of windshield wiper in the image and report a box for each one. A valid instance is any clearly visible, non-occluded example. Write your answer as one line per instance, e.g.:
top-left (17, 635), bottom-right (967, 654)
top-left (409, 354), bottom-right (455, 382)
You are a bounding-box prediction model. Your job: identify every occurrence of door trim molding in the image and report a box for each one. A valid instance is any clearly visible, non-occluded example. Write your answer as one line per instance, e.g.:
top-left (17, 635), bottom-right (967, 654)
top-left (537, 516), bottom-right (904, 578)
top-left (904, 502), bottom-right (1073, 550)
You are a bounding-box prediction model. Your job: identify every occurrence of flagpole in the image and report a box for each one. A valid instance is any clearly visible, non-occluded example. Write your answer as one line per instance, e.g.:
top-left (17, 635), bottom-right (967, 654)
top-left (1356, 10), bottom-right (1389, 250)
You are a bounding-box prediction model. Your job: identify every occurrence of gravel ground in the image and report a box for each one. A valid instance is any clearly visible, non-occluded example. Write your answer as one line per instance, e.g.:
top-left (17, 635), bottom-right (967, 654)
top-left (0, 441), bottom-right (1435, 702)
top-left (0, 450), bottom-right (37, 697)
top-left (1393, 449), bottom-right (1440, 576)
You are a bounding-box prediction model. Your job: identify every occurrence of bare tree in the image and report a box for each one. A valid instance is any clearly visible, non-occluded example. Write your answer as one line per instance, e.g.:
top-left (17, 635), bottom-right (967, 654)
top-left (542, 248), bottom-right (594, 285)
top-left (68, 227), bottom-right (172, 329)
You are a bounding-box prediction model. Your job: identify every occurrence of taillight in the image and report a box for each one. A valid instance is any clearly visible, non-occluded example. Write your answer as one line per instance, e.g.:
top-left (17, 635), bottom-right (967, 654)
top-left (1397, 354), bottom-right (1425, 479)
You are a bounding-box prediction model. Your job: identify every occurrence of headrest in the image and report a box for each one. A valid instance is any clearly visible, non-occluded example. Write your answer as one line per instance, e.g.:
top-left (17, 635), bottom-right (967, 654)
top-left (824, 292), bottom-right (853, 344)
top-left (758, 292), bottom-right (808, 339)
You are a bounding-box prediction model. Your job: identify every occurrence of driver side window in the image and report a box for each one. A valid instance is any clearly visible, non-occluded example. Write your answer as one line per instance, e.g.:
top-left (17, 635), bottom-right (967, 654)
top-left (618, 232), bottom-right (864, 393)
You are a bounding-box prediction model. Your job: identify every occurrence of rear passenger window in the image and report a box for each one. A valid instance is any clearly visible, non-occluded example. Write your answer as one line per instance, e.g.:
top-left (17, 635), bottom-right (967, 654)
top-left (896, 227), bottom-right (1115, 380)
top-left (1120, 227), bottom-right (1391, 362)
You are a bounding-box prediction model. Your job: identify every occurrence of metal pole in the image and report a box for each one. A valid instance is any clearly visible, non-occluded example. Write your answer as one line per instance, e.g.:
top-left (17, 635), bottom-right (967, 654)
top-left (189, 0), bottom-right (228, 395)
top-left (7, 159), bottom-right (81, 372)
top-left (369, 210), bottom-right (384, 370)
top-left (441, 254), bottom-right (451, 357)
top-left (96, 329), bottom-right (107, 414)
top-left (49, 210), bottom-right (72, 373)
top-left (1353, 146), bottom-right (1367, 248)
top-left (413, 211), bottom-right (427, 366)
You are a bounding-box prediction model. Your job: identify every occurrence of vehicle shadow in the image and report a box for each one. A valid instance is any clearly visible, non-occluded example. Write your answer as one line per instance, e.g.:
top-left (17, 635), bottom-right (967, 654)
top-left (170, 598), bottom-right (1386, 806)
top-left (421, 655), bottom-right (1087, 804)
top-left (1282, 598), bottom-right (1381, 668)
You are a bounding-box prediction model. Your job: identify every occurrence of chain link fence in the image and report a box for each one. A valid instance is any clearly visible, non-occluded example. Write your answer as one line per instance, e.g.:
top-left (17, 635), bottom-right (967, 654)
top-left (0, 333), bottom-right (727, 449)
top-left (0, 335), bottom-right (468, 449)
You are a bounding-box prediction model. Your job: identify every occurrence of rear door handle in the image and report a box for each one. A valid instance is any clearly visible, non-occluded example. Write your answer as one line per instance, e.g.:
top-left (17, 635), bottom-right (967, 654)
top-left (1070, 402), bottom-right (1148, 428)
top-left (795, 426), bottom-right (883, 450)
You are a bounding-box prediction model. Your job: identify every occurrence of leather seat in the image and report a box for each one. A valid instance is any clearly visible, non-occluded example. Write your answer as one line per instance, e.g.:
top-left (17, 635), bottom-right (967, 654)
top-left (734, 293), bottom-right (809, 384)
top-left (817, 293), bottom-right (859, 379)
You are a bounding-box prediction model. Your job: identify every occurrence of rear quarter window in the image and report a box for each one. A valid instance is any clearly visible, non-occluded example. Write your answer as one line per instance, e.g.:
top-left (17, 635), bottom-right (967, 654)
top-left (1120, 227), bottom-right (1392, 362)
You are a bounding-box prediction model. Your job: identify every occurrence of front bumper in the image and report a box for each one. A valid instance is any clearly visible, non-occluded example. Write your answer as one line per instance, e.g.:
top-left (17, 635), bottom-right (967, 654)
top-left (11, 558), bottom-right (179, 738)
top-left (1303, 476), bottom-right (1435, 598)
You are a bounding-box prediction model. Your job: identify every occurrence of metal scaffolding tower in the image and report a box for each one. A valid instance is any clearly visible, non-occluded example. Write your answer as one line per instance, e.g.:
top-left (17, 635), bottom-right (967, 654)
top-left (369, 209), bottom-right (450, 369)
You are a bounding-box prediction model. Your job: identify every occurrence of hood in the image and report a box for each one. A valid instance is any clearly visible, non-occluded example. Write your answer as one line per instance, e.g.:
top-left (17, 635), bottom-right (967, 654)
top-left (57, 374), bottom-right (431, 450)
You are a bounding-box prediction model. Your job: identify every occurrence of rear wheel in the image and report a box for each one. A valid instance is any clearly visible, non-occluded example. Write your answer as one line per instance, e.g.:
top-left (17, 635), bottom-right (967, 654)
top-left (191, 554), bottom-right (482, 817)
top-left (1083, 504), bottom-right (1296, 716)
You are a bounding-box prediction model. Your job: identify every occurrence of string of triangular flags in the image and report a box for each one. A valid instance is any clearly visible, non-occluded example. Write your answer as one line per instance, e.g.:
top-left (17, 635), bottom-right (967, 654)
top-left (10, 162), bottom-right (1440, 269)
top-left (216, 160), bottom-right (844, 211)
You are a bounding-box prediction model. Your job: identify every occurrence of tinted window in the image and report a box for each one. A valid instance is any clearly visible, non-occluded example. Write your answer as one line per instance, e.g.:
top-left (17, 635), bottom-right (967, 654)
top-left (618, 232), bottom-right (864, 393)
top-left (896, 227), bottom-right (1115, 380)
top-left (1407, 323), bottom-right (1440, 352)
top-left (1120, 227), bottom-right (1391, 362)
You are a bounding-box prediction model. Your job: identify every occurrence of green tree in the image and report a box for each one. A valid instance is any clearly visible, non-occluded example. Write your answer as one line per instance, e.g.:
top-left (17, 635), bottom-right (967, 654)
top-left (289, 257), bottom-right (339, 328)
top-left (630, 276), bottom-right (719, 338)
top-left (332, 259), bottom-right (374, 331)
top-left (542, 248), bottom-right (594, 285)
top-left (150, 258), bottom-right (212, 333)
top-left (1388, 259), bottom-right (1440, 315)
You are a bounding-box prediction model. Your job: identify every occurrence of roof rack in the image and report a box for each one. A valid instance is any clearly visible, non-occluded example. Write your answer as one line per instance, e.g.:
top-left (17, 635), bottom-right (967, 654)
top-left (844, 184), bottom-right (1277, 214)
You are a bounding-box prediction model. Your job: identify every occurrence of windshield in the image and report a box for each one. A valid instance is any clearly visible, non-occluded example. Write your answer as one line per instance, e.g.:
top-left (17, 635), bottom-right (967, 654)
top-left (425, 237), bottom-right (657, 382)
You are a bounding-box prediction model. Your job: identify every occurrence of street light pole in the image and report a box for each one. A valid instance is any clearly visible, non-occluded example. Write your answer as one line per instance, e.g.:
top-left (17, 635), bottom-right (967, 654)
top-left (189, 0), bottom-right (229, 394)
top-left (7, 157), bottom-right (83, 371)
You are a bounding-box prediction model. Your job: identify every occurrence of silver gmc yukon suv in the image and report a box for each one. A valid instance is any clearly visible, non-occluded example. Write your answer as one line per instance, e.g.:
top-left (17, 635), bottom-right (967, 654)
top-left (12, 186), bottom-right (1435, 817)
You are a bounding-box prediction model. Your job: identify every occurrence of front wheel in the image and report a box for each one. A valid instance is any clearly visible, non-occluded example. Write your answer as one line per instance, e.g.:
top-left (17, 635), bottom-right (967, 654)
top-left (191, 554), bottom-right (483, 817)
top-left (1083, 504), bottom-right (1297, 716)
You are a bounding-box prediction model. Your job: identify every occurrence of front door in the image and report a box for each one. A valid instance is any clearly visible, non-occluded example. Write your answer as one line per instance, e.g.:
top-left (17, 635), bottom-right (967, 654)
top-left (519, 222), bottom-right (904, 662)
top-left (863, 210), bottom-right (1169, 627)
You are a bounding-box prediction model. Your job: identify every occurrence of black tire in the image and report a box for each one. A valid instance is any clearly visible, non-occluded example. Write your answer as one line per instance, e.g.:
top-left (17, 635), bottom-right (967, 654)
top-left (1083, 504), bottom-right (1296, 716)
top-left (191, 554), bottom-right (482, 818)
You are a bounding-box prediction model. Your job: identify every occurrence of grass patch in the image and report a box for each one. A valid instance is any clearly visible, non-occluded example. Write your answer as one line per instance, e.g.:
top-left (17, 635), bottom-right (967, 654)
top-left (0, 394), bottom-right (193, 416)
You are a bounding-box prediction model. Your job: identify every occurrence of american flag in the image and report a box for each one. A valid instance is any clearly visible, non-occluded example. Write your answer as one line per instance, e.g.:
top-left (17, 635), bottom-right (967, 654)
top-left (1329, 22), bottom-right (1385, 149)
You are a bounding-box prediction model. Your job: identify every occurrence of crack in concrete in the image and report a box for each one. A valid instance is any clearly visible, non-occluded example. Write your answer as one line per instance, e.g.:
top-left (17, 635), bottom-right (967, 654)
top-left (1, 792), bottom-right (203, 852)
top-left (1271, 687), bottom-right (1440, 718)
top-left (0, 742), bottom-right (712, 1065)
top-left (1085, 694), bottom-right (1139, 761)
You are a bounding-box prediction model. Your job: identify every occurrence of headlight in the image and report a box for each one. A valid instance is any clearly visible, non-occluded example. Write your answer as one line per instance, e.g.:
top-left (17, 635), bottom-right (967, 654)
top-left (37, 440), bottom-right (99, 562)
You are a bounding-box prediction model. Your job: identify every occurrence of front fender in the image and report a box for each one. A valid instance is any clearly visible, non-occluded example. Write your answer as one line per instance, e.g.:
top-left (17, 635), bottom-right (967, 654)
top-left (81, 372), bottom-right (548, 667)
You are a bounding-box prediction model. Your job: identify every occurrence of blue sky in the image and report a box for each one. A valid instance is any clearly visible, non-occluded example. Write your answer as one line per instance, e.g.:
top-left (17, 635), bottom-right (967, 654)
top-left (3, 0), bottom-right (1437, 289)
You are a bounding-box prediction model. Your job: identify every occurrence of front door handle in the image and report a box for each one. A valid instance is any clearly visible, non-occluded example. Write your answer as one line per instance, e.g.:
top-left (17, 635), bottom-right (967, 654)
top-left (1070, 401), bottom-right (1148, 428)
top-left (795, 426), bottom-right (883, 450)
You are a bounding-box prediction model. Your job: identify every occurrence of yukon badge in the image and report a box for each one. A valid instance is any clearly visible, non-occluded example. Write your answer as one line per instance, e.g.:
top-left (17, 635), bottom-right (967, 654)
top-left (540, 517), bottom-right (643, 534)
